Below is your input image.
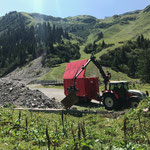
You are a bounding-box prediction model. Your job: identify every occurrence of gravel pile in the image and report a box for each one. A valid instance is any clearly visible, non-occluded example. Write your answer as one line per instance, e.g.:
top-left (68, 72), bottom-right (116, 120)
top-left (0, 78), bottom-right (61, 108)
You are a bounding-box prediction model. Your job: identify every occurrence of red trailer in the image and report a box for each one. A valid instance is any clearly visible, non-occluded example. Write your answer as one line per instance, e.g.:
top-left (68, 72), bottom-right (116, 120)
top-left (62, 55), bottom-right (145, 110)
top-left (63, 59), bottom-right (99, 101)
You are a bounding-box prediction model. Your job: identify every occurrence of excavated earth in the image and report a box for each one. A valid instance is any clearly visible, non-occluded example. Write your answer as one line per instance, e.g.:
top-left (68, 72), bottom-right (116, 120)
top-left (0, 78), bottom-right (62, 109)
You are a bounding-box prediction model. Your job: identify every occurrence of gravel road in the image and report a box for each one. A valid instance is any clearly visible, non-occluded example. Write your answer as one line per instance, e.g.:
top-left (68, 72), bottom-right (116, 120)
top-left (28, 85), bottom-right (65, 102)
top-left (28, 85), bottom-right (101, 105)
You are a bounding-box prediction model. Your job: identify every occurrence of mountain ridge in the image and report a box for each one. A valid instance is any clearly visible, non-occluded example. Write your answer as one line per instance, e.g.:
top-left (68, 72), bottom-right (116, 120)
top-left (1, 5), bottom-right (150, 81)
top-left (0, 6), bottom-right (149, 41)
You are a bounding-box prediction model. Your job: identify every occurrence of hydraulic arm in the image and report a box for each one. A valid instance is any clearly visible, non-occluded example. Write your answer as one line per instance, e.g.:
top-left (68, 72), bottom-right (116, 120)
top-left (72, 54), bottom-right (110, 90)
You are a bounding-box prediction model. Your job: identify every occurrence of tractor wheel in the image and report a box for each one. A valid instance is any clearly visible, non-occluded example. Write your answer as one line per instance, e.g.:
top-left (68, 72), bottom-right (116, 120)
top-left (103, 94), bottom-right (117, 110)
top-left (130, 99), bottom-right (139, 109)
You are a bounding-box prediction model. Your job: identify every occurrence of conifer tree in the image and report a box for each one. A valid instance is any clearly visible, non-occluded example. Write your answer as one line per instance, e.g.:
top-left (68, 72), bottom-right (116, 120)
top-left (138, 48), bottom-right (150, 83)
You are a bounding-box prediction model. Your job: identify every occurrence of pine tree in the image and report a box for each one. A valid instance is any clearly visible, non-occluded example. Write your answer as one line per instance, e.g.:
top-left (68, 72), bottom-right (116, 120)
top-left (113, 52), bottom-right (120, 70)
top-left (128, 57), bottom-right (136, 77)
top-left (138, 48), bottom-right (150, 83)
top-left (101, 40), bottom-right (106, 48)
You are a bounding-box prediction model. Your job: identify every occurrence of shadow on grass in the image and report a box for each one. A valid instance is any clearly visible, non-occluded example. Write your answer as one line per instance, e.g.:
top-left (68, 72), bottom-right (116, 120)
top-left (75, 100), bottom-right (103, 108)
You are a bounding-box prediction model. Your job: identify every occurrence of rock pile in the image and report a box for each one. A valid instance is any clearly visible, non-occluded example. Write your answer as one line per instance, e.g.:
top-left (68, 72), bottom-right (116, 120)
top-left (0, 78), bottom-right (61, 108)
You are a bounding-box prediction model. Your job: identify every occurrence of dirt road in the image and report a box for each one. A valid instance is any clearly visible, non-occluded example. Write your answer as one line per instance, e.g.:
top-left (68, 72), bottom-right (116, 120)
top-left (28, 84), bottom-right (65, 101)
top-left (28, 84), bottom-right (101, 106)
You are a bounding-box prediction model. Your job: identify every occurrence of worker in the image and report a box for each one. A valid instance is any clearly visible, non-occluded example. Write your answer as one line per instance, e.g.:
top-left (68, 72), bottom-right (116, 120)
top-left (106, 71), bottom-right (111, 80)
top-left (104, 71), bottom-right (111, 90)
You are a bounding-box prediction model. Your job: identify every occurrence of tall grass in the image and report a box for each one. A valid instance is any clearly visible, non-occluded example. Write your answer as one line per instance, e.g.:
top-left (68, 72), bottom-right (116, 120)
top-left (0, 100), bottom-right (150, 150)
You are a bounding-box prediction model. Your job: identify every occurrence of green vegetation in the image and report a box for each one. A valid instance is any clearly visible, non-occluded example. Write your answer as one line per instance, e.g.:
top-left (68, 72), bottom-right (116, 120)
top-left (0, 21), bottom-right (36, 76)
top-left (40, 63), bottom-right (66, 80)
top-left (100, 35), bottom-right (150, 82)
top-left (1, 7), bottom-right (150, 81)
top-left (0, 12), bottom-right (80, 76)
top-left (83, 40), bottom-right (114, 54)
top-left (0, 97), bottom-right (150, 149)
top-left (43, 42), bottom-right (80, 67)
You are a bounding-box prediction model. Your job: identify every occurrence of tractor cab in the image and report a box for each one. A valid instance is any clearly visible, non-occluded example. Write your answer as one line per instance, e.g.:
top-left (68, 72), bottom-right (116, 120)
top-left (102, 81), bottom-right (130, 110)
top-left (109, 81), bottom-right (129, 91)
top-left (107, 81), bottom-right (129, 102)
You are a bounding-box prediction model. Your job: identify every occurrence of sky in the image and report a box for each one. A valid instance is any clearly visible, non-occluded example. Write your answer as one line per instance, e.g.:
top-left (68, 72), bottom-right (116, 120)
top-left (0, 0), bottom-right (150, 19)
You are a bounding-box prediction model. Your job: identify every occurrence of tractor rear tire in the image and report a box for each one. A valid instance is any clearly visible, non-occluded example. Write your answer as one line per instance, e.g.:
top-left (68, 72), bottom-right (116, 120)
top-left (103, 94), bottom-right (117, 110)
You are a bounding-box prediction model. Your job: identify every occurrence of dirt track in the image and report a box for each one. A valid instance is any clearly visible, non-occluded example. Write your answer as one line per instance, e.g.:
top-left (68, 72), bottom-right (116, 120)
top-left (28, 85), bottom-right (65, 101)
top-left (26, 84), bottom-right (128, 117)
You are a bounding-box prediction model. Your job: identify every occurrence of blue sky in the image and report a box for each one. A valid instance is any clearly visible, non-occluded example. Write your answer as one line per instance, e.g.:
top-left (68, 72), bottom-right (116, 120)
top-left (0, 0), bottom-right (150, 18)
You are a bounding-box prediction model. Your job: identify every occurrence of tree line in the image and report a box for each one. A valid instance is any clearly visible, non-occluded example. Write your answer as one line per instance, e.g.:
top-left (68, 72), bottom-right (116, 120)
top-left (84, 40), bottom-right (114, 54)
top-left (0, 20), bottom-right (80, 76)
top-left (100, 35), bottom-right (150, 83)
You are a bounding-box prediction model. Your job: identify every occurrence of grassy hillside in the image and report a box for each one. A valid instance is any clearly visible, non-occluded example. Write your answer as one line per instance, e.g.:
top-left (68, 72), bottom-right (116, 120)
top-left (19, 7), bottom-right (150, 44)
top-left (40, 6), bottom-right (150, 82)
top-left (40, 47), bottom-right (134, 82)
top-left (1, 6), bottom-right (150, 81)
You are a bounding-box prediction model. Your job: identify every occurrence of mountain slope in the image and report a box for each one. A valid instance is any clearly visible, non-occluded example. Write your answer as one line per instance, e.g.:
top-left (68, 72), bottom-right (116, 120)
top-left (1, 5), bottom-right (150, 81)
top-left (40, 6), bottom-right (150, 81)
top-left (1, 8), bottom-right (150, 43)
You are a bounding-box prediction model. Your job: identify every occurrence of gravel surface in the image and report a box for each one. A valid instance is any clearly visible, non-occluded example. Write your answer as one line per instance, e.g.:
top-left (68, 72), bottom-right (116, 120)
top-left (28, 85), bottom-right (65, 102)
top-left (6, 56), bottom-right (50, 84)
top-left (0, 78), bottom-right (62, 108)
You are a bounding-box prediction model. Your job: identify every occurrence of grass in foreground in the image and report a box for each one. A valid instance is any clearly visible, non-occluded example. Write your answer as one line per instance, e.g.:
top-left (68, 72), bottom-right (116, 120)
top-left (0, 97), bottom-right (150, 150)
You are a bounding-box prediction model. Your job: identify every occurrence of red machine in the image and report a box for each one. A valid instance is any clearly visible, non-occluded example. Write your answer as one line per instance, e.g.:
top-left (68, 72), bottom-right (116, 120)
top-left (61, 55), bottom-right (145, 110)
top-left (64, 77), bottom-right (99, 101)
top-left (61, 55), bottom-right (110, 108)
top-left (63, 59), bottom-right (99, 102)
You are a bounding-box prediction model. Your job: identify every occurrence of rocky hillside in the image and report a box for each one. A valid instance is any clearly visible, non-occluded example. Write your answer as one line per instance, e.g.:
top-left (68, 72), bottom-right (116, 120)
top-left (6, 56), bottom-right (50, 84)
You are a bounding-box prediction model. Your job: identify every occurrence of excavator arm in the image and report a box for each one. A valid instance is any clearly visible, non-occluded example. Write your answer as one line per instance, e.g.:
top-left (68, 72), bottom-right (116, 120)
top-left (73, 54), bottom-right (110, 90)
top-left (90, 55), bottom-right (110, 90)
